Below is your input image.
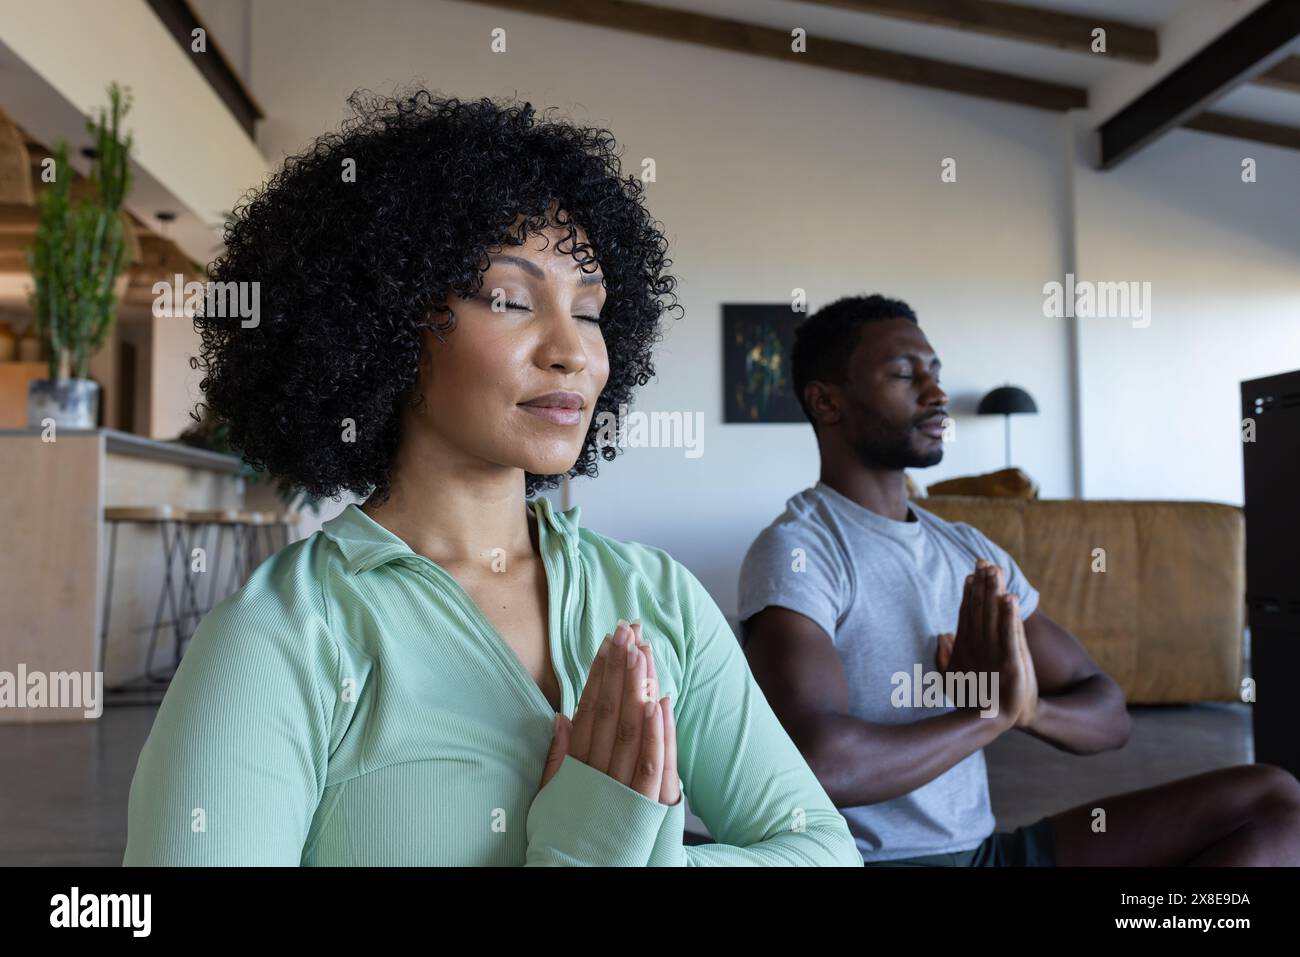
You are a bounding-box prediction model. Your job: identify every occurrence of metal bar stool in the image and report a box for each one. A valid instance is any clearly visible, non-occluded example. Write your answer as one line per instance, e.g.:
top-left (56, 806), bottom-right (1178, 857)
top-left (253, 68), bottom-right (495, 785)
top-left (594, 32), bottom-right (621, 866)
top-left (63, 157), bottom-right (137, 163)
top-left (249, 509), bottom-right (300, 566)
top-left (258, 509), bottom-right (304, 566)
top-left (199, 509), bottom-right (259, 600)
top-left (244, 509), bottom-right (304, 574)
top-left (240, 511), bottom-right (284, 579)
top-left (100, 504), bottom-right (189, 703)
top-left (182, 508), bottom-right (246, 620)
top-left (277, 511), bottom-right (303, 551)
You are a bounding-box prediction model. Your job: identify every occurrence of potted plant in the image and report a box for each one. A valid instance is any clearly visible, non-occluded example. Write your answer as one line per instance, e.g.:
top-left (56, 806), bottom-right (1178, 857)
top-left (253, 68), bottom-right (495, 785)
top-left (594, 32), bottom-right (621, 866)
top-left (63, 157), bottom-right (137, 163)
top-left (25, 82), bottom-right (134, 429)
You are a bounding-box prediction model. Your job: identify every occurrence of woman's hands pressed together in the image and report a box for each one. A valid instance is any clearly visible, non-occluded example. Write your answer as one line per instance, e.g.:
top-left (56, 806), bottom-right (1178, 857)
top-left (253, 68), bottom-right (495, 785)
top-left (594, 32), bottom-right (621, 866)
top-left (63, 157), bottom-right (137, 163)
top-left (540, 621), bottom-right (680, 806)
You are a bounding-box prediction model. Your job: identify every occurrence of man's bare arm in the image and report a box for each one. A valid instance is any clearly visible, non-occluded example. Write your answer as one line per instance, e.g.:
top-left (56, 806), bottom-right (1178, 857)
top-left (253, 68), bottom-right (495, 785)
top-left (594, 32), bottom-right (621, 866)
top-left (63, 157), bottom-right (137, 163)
top-left (743, 603), bottom-right (1013, 808)
top-left (1018, 611), bottom-right (1131, 754)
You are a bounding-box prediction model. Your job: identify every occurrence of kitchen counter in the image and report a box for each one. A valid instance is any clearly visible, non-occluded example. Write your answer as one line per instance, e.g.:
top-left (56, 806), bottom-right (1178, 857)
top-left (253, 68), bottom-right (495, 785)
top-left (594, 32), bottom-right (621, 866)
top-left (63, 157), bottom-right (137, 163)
top-left (0, 428), bottom-right (249, 722)
top-left (0, 426), bottom-right (244, 471)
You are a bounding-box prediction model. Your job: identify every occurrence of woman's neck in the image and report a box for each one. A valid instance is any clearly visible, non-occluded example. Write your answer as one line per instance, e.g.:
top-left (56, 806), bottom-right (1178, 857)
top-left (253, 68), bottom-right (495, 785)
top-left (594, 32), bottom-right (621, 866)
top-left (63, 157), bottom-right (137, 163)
top-left (361, 440), bottom-right (534, 568)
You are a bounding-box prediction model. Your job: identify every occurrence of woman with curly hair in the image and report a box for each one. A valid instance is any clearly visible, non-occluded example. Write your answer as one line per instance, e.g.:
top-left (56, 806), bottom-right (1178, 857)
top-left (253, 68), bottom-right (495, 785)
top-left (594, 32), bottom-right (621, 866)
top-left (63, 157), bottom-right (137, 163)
top-left (123, 89), bottom-right (859, 866)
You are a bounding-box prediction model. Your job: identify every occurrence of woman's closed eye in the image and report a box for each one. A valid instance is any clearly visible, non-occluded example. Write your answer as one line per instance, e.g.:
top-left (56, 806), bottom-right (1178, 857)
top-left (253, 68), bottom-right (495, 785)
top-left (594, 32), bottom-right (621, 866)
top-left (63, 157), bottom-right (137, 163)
top-left (500, 298), bottom-right (602, 324)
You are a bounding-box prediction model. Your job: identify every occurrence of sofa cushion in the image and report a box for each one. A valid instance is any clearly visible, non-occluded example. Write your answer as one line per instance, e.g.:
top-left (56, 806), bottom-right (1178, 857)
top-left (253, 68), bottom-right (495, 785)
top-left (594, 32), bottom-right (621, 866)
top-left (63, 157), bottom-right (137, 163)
top-left (925, 468), bottom-right (1039, 499)
top-left (919, 496), bottom-right (1243, 704)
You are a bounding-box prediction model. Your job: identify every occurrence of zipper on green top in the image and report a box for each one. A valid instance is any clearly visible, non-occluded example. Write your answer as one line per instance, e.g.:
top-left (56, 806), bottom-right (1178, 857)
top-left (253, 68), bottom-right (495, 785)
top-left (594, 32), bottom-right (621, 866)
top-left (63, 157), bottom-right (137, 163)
top-left (398, 505), bottom-right (571, 719)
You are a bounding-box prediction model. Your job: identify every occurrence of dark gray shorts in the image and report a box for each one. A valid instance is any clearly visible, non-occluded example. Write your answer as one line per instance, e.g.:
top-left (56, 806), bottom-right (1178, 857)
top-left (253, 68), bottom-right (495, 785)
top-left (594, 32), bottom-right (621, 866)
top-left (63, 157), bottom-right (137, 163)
top-left (862, 817), bottom-right (1057, 867)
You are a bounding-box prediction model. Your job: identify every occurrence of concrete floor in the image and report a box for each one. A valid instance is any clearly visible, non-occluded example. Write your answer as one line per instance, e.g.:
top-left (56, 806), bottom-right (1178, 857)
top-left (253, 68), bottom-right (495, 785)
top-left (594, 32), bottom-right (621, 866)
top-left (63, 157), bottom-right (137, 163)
top-left (986, 702), bottom-right (1253, 830)
top-left (0, 702), bottom-right (1253, 865)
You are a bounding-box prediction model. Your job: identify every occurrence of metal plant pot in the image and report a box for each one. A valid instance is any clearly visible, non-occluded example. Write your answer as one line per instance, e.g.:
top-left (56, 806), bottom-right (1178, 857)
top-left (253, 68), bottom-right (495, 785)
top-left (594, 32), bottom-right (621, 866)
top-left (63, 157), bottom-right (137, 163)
top-left (27, 378), bottom-right (100, 430)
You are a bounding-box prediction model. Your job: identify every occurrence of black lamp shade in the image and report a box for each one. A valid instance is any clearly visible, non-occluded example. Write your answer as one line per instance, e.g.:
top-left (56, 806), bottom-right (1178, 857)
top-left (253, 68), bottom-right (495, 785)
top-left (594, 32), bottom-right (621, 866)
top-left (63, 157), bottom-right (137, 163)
top-left (977, 386), bottom-right (1038, 416)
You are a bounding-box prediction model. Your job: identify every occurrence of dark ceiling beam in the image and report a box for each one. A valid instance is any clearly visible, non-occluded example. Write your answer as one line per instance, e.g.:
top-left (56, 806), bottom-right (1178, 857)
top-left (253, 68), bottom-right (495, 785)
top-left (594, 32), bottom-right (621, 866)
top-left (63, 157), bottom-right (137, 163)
top-left (794, 0), bottom-right (1158, 63)
top-left (1252, 55), bottom-right (1300, 94)
top-left (1183, 111), bottom-right (1300, 153)
top-left (1097, 0), bottom-right (1300, 169)
top-left (459, 0), bottom-right (1086, 111)
top-left (144, 0), bottom-right (263, 138)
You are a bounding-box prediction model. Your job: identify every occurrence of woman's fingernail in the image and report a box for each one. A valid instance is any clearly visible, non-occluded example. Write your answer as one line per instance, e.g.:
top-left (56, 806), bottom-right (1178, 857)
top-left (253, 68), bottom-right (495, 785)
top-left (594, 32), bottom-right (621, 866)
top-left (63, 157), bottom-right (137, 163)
top-left (627, 642), bottom-right (639, 669)
top-left (616, 617), bottom-right (629, 630)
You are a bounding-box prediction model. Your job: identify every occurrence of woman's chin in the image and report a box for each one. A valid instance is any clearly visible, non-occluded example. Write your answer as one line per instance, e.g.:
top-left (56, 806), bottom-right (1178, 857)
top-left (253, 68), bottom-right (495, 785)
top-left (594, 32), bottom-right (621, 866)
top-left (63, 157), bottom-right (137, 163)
top-left (513, 450), bottom-right (582, 479)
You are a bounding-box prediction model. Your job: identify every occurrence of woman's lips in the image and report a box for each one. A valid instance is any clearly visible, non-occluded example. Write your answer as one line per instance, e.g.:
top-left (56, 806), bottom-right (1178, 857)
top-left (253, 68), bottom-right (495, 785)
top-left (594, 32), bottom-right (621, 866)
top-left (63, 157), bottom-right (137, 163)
top-left (518, 392), bottom-right (585, 426)
top-left (518, 404), bottom-right (583, 426)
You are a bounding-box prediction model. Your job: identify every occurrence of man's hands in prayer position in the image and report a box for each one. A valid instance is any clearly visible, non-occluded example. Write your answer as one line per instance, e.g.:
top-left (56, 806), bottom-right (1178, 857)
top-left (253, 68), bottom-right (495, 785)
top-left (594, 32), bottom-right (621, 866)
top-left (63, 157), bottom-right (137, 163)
top-left (936, 560), bottom-right (1039, 729)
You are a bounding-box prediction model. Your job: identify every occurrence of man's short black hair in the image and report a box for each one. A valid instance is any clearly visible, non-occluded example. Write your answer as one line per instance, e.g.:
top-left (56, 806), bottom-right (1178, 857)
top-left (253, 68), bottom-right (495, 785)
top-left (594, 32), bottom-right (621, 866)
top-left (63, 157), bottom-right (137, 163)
top-left (790, 294), bottom-right (918, 424)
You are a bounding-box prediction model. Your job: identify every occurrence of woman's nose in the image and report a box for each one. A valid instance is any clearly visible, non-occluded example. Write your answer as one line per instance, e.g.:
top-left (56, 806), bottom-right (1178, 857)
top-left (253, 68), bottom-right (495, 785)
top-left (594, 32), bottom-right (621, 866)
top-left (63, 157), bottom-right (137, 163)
top-left (536, 308), bottom-right (588, 374)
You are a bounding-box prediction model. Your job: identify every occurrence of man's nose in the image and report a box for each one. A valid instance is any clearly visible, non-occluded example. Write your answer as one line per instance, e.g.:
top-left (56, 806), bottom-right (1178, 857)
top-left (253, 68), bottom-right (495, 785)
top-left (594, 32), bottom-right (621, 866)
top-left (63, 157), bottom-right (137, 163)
top-left (922, 377), bottom-right (947, 407)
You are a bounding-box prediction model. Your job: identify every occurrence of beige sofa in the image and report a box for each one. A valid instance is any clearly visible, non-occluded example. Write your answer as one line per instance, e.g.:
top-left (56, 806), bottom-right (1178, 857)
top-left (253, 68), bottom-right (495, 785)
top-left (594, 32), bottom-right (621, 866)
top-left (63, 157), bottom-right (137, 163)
top-left (919, 496), bottom-right (1245, 704)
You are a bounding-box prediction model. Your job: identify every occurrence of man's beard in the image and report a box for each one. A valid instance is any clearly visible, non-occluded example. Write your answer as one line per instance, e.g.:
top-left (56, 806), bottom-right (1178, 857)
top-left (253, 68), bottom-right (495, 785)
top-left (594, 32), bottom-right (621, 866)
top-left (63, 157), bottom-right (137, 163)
top-left (852, 422), bottom-right (944, 470)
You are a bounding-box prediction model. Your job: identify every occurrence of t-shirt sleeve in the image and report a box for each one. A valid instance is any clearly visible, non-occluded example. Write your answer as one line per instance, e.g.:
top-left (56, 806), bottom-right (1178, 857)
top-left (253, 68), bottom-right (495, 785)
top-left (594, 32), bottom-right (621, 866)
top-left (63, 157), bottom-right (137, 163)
top-left (737, 521), bottom-right (850, 642)
top-left (122, 568), bottom-right (338, 866)
top-left (959, 523), bottom-right (1040, 620)
top-left (651, 561), bottom-right (861, 866)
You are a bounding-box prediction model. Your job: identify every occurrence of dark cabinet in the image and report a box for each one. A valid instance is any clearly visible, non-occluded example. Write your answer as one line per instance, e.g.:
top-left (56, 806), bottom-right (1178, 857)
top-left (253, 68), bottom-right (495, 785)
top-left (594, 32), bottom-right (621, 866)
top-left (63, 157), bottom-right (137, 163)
top-left (1242, 370), bottom-right (1300, 776)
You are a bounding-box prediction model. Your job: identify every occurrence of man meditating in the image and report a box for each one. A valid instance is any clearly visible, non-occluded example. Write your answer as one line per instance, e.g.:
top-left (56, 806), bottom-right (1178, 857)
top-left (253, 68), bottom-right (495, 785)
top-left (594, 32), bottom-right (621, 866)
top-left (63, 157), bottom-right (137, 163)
top-left (738, 294), bottom-right (1300, 866)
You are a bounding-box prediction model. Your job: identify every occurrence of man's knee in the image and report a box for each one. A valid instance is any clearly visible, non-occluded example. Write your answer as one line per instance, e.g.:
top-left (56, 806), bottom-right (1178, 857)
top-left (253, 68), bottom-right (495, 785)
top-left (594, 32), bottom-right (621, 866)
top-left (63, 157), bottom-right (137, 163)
top-left (1242, 764), bottom-right (1300, 817)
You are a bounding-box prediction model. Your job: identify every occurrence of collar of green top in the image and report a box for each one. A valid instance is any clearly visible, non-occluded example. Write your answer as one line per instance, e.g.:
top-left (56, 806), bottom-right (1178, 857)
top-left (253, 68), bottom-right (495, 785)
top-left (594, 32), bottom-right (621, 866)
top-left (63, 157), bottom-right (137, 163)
top-left (320, 496), bottom-right (581, 575)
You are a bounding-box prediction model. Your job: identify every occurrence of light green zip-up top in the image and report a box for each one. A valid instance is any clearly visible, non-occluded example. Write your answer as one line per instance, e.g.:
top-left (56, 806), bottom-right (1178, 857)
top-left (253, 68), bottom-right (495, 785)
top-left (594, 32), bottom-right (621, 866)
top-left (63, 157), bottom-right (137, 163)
top-left (123, 497), bottom-right (859, 866)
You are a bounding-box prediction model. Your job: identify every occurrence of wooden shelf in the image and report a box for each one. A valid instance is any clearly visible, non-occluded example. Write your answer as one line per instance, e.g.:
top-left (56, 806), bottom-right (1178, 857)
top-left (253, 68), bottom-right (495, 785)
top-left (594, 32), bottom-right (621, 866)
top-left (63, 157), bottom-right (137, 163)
top-left (0, 361), bottom-right (47, 428)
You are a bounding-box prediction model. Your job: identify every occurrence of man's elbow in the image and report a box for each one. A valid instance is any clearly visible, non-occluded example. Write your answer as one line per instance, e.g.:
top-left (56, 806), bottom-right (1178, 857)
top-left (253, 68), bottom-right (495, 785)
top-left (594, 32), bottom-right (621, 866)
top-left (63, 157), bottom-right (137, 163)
top-left (787, 717), bottom-right (858, 808)
top-left (1108, 695), bottom-right (1133, 751)
top-left (1089, 673), bottom-right (1132, 752)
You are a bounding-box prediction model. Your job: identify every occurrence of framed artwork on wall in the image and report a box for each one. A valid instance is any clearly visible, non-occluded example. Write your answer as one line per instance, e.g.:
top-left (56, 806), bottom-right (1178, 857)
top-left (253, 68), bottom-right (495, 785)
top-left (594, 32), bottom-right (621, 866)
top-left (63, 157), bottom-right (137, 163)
top-left (723, 303), bottom-right (805, 423)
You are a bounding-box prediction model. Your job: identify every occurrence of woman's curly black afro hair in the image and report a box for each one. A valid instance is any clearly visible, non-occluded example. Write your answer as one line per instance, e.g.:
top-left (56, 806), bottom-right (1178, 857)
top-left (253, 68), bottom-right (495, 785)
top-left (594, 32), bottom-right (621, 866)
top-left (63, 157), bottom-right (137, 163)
top-left (193, 88), bottom-right (680, 504)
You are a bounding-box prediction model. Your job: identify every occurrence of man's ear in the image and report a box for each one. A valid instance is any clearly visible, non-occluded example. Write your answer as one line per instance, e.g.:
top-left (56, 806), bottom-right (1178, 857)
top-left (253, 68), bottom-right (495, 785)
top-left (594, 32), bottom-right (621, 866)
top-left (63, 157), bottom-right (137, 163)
top-left (805, 381), bottom-right (841, 428)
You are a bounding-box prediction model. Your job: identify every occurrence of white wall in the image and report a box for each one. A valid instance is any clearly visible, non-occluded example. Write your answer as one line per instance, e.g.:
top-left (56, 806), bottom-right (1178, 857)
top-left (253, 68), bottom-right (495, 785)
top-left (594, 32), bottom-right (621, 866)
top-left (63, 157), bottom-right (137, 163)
top-left (198, 0), bottom-right (1297, 613)
top-left (1074, 126), bottom-right (1300, 503)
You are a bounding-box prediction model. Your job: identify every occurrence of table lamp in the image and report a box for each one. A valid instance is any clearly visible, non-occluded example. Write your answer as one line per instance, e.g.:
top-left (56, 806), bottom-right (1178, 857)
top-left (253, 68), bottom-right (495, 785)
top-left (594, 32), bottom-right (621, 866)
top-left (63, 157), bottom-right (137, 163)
top-left (977, 385), bottom-right (1038, 468)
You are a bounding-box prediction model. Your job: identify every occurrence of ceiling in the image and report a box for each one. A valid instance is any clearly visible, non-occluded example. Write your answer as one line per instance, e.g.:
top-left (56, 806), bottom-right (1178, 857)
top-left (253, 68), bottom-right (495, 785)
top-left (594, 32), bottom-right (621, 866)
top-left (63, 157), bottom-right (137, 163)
top-left (453, 0), bottom-right (1300, 152)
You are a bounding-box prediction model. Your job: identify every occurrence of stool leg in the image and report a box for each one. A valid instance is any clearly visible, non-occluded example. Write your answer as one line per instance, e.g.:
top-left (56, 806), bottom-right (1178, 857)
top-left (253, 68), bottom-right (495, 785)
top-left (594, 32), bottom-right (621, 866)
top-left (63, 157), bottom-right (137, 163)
top-left (239, 522), bottom-right (253, 585)
top-left (189, 521), bottom-right (211, 620)
top-left (98, 520), bottom-right (120, 679)
top-left (224, 524), bottom-right (245, 596)
top-left (246, 524), bottom-right (262, 578)
top-left (145, 520), bottom-right (185, 682)
top-left (206, 523), bottom-right (225, 613)
top-left (175, 522), bottom-right (205, 654)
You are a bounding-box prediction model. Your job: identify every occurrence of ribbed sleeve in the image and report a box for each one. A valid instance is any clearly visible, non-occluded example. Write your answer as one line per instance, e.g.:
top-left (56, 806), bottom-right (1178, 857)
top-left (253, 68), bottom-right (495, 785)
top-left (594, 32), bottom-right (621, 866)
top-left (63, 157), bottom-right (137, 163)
top-left (665, 562), bottom-right (862, 866)
top-left (646, 797), bottom-right (686, 866)
top-left (524, 755), bottom-right (667, 866)
top-left (122, 550), bottom-right (336, 866)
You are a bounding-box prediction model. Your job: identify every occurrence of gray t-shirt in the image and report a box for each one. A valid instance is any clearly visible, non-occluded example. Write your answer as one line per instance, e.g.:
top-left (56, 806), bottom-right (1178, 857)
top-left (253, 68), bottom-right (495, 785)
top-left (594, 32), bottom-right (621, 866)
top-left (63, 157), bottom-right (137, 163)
top-left (737, 481), bottom-right (1039, 863)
